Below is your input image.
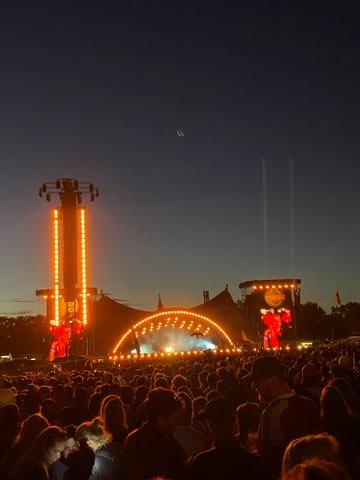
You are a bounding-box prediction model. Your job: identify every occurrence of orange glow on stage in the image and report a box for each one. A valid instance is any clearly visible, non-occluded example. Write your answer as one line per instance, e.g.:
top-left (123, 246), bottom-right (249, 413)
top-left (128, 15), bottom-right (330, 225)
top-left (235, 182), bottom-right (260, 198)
top-left (112, 309), bottom-right (234, 354)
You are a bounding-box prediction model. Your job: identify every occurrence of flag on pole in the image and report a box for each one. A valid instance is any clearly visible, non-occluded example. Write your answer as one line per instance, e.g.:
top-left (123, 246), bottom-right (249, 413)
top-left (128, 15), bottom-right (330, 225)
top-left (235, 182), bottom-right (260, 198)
top-left (334, 289), bottom-right (342, 307)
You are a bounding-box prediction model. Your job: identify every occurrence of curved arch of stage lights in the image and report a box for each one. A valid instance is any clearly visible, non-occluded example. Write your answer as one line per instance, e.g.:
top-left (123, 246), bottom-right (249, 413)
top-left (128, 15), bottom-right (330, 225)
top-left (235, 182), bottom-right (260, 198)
top-left (112, 310), bottom-right (234, 354)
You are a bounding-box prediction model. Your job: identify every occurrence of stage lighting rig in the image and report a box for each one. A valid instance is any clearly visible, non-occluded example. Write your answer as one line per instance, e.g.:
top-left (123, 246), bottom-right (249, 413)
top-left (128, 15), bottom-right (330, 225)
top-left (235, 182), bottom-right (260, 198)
top-left (36, 178), bottom-right (99, 360)
top-left (38, 179), bottom-right (100, 204)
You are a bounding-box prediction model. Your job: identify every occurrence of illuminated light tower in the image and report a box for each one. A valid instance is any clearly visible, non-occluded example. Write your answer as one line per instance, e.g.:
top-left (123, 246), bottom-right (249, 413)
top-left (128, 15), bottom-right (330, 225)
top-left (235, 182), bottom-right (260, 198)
top-left (36, 179), bottom-right (99, 360)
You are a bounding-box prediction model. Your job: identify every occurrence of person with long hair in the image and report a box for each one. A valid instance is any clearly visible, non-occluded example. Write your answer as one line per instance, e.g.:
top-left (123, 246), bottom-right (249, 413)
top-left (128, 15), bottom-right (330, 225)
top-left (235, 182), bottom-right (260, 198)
top-left (0, 413), bottom-right (49, 480)
top-left (281, 434), bottom-right (341, 478)
top-left (76, 420), bottom-right (110, 455)
top-left (98, 395), bottom-right (129, 478)
top-left (100, 395), bottom-right (128, 444)
top-left (76, 419), bottom-right (116, 480)
top-left (320, 381), bottom-right (360, 478)
top-left (284, 460), bottom-right (350, 480)
top-left (98, 395), bottom-right (118, 420)
top-left (12, 426), bottom-right (66, 480)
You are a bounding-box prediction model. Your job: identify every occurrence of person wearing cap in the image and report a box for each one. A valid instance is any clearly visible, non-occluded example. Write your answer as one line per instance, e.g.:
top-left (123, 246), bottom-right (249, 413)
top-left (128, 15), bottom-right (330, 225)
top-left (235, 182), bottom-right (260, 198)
top-left (250, 355), bottom-right (322, 475)
top-left (186, 397), bottom-right (274, 480)
top-left (122, 387), bottom-right (186, 480)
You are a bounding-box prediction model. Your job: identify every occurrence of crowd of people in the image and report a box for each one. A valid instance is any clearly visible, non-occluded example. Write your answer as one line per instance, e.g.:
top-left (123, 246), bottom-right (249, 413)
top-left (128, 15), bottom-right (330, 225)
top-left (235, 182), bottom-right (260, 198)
top-left (1, 346), bottom-right (360, 479)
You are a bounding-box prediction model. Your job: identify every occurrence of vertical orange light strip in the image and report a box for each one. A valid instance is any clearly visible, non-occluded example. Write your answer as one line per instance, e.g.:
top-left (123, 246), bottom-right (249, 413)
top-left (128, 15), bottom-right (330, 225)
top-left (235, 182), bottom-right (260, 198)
top-left (53, 209), bottom-right (60, 326)
top-left (80, 208), bottom-right (87, 325)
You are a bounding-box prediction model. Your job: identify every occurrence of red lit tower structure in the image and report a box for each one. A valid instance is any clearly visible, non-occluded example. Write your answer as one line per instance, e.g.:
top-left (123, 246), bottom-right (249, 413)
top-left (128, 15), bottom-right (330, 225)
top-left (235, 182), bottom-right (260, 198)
top-left (239, 279), bottom-right (301, 349)
top-left (36, 179), bottom-right (99, 360)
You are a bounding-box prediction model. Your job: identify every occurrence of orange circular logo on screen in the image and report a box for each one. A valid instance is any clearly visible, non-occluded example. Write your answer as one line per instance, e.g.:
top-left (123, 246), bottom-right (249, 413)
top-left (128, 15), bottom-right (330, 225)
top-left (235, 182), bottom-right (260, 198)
top-left (59, 298), bottom-right (79, 318)
top-left (265, 287), bottom-right (285, 308)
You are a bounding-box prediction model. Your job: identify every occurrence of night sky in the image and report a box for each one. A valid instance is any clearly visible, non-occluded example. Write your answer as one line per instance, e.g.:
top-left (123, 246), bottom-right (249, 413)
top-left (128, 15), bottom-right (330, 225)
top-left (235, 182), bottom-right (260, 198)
top-left (0, 1), bottom-right (359, 315)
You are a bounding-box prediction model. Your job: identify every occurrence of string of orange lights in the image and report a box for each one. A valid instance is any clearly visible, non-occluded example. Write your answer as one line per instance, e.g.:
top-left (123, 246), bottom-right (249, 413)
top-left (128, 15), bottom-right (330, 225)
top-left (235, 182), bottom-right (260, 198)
top-left (53, 209), bottom-right (60, 326)
top-left (109, 347), bottom-right (242, 361)
top-left (80, 208), bottom-right (87, 325)
top-left (108, 344), bottom-right (305, 361)
top-left (252, 283), bottom-right (295, 290)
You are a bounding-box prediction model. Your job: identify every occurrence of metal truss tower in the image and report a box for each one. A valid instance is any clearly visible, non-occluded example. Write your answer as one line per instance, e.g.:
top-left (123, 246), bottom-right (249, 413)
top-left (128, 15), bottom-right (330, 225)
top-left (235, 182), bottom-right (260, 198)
top-left (36, 178), bottom-right (99, 360)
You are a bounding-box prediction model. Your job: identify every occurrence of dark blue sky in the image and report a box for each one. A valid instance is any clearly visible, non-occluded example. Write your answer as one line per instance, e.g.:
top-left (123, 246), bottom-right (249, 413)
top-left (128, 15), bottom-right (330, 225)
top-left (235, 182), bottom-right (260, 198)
top-left (0, 1), bottom-right (359, 315)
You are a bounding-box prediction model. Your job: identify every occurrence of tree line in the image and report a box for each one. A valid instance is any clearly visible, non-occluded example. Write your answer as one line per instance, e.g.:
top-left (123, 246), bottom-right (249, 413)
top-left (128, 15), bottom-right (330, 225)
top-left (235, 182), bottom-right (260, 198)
top-left (1, 303), bottom-right (360, 356)
top-left (295, 301), bottom-right (360, 340)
